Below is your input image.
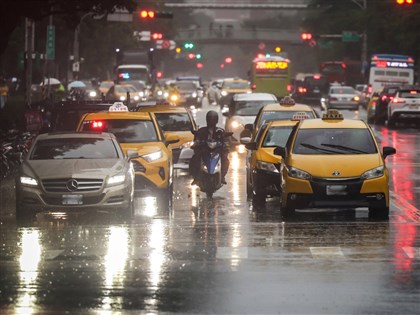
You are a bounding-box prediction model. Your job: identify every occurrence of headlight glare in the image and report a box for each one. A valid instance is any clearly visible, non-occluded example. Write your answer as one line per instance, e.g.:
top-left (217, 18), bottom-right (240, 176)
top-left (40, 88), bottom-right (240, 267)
top-left (288, 167), bottom-right (311, 180)
top-left (142, 150), bottom-right (163, 163)
top-left (361, 166), bottom-right (384, 179)
top-left (107, 174), bottom-right (125, 186)
top-left (192, 92), bottom-right (197, 98)
top-left (221, 91), bottom-right (228, 96)
top-left (89, 91), bottom-right (97, 97)
top-left (20, 176), bottom-right (38, 186)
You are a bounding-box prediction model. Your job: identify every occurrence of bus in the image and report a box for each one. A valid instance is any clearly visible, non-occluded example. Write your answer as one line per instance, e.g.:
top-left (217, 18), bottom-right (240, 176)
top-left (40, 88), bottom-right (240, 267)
top-left (116, 64), bottom-right (151, 86)
top-left (368, 54), bottom-right (415, 95)
top-left (320, 61), bottom-right (347, 84)
top-left (249, 55), bottom-right (292, 99)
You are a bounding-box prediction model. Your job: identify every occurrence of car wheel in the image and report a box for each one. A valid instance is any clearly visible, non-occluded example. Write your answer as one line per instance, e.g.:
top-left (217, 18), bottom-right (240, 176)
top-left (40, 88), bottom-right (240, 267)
top-left (368, 206), bottom-right (389, 220)
top-left (281, 200), bottom-right (295, 217)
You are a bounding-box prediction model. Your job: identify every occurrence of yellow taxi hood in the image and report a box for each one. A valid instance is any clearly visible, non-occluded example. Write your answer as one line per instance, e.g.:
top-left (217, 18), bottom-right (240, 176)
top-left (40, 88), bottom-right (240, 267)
top-left (290, 154), bottom-right (382, 178)
top-left (256, 148), bottom-right (282, 164)
top-left (120, 143), bottom-right (164, 155)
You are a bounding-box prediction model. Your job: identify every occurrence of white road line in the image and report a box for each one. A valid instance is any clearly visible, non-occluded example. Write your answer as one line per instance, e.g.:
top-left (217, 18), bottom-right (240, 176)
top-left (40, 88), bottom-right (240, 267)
top-left (403, 247), bottom-right (420, 259)
top-left (310, 247), bottom-right (344, 259)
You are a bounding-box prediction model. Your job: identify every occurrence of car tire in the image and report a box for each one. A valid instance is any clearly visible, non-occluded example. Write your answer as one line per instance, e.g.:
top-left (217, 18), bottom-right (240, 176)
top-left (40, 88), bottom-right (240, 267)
top-left (368, 206), bottom-right (389, 220)
top-left (281, 200), bottom-right (295, 217)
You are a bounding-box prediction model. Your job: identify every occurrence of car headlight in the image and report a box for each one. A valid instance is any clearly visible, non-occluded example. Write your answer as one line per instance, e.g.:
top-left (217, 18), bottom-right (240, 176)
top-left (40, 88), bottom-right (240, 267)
top-left (192, 92), bottom-right (197, 98)
top-left (288, 166), bottom-right (311, 180)
top-left (230, 120), bottom-right (242, 129)
top-left (142, 150), bottom-right (163, 162)
top-left (89, 91), bottom-right (97, 98)
top-left (107, 174), bottom-right (125, 186)
top-left (133, 95), bottom-right (140, 101)
top-left (180, 141), bottom-right (194, 149)
top-left (139, 91), bottom-right (145, 97)
top-left (164, 92), bottom-right (169, 98)
top-left (170, 94), bottom-right (178, 102)
top-left (20, 176), bottom-right (38, 186)
top-left (119, 95), bottom-right (126, 101)
top-left (157, 90), bottom-right (163, 96)
top-left (256, 161), bottom-right (279, 173)
top-left (221, 91), bottom-right (228, 96)
top-left (361, 166), bottom-right (384, 180)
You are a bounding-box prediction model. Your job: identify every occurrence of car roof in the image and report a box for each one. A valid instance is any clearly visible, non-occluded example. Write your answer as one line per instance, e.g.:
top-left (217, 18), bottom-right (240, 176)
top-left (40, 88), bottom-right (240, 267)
top-left (37, 131), bottom-right (115, 140)
top-left (233, 93), bottom-right (277, 101)
top-left (262, 103), bottom-right (315, 112)
top-left (136, 104), bottom-right (188, 113)
top-left (299, 118), bottom-right (368, 129)
top-left (82, 111), bottom-right (152, 120)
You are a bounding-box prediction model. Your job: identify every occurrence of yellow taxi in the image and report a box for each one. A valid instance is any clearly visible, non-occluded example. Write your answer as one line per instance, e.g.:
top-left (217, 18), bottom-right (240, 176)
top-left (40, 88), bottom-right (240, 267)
top-left (218, 78), bottom-right (252, 108)
top-left (241, 96), bottom-right (319, 139)
top-left (241, 118), bottom-right (302, 204)
top-left (76, 102), bottom-right (179, 209)
top-left (135, 101), bottom-right (197, 170)
top-left (273, 109), bottom-right (396, 218)
top-left (366, 93), bottom-right (379, 124)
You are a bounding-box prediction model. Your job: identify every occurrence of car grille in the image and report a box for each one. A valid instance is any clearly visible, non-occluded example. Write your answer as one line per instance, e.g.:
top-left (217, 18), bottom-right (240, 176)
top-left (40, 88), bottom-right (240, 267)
top-left (172, 148), bottom-right (181, 163)
top-left (310, 177), bottom-right (363, 200)
top-left (42, 194), bottom-right (105, 205)
top-left (42, 178), bottom-right (103, 192)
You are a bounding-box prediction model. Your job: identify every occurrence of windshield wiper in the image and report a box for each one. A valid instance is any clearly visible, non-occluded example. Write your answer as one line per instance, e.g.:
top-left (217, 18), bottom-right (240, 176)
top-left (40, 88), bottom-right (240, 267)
top-left (320, 143), bottom-right (368, 154)
top-left (299, 143), bottom-right (342, 154)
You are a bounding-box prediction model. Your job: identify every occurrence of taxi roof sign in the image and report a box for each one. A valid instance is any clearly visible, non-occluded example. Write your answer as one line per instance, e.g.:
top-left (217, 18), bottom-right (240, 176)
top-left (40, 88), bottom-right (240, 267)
top-left (109, 102), bottom-right (128, 112)
top-left (292, 112), bottom-right (310, 120)
top-left (322, 109), bottom-right (344, 120)
top-left (279, 96), bottom-right (295, 106)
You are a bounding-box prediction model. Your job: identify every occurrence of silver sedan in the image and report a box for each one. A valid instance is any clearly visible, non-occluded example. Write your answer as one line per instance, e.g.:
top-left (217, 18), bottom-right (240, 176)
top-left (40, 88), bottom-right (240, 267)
top-left (325, 86), bottom-right (360, 110)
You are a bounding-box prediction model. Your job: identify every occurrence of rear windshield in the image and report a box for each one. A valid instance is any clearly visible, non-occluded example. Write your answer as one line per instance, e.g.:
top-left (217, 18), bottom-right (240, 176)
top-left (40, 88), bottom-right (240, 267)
top-left (292, 128), bottom-right (377, 155)
top-left (175, 82), bottom-right (196, 89)
top-left (81, 119), bottom-right (158, 143)
top-left (223, 81), bottom-right (250, 89)
top-left (399, 90), bottom-right (420, 98)
top-left (234, 100), bottom-right (274, 116)
top-left (330, 87), bottom-right (356, 94)
top-left (30, 138), bottom-right (119, 160)
top-left (258, 111), bottom-right (315, 127)
top-left (154, 113), bottom-right (193, 131)
top-left (262, 126), bottom-right (294, 147)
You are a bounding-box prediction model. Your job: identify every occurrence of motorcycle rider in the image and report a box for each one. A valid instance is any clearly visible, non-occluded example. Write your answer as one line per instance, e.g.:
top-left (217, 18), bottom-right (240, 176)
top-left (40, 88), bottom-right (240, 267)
top-left (190, 110), bottom-right (230, 185)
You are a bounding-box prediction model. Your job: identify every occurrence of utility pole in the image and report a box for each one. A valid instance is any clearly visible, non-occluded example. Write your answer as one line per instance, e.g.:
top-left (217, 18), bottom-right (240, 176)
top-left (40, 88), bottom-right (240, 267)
top-left (24, 18), bottom-right (34, 108)
top-left (350, 0), bottom-right (368, 78)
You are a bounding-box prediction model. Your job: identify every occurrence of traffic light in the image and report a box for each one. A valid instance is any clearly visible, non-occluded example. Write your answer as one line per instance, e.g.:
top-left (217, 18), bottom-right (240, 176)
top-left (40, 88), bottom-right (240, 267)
top-left (197, 63), bottom-right (203, 69)
top-left (151, 33), bottom-right (163, 40)
top-left (301, 32), bottom-right (313, 41)
top-left (225, 57), bottom-right (232, 64)
top-left (175, 47), bottom-right (181, 53)
top-left (184, 42), bottom-right (194, 49)
top-left (139, 10), bottom-right (173, 19)
top-left (188, 53), bottom-right (195, 59)
top-left (139, 10), bottom-right (155, 19)
top-left (275, 46), bottom-right (282, 53)
top-left (196, 53), bottom-right (202, 59)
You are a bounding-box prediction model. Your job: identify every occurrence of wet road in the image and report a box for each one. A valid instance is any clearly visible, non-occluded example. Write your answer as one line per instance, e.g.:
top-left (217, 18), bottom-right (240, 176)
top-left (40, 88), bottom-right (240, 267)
top-left (0, 101), bottom-right (419, 314)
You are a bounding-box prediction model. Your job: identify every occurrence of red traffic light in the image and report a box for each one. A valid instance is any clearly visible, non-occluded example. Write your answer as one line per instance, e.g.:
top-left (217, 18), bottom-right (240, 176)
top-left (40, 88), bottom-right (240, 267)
top-left (152, 33), bottom-right (163, 40)
top-left (156, 71), bottom-right (163, 78)
top-left (196, 63), bottom-right (203, 69)
top-left (225, 57), bottom-right (232, 64)
top-left (139, 10), bottom-right (155, 18)
top-left (301, 32), bottom-right (313, 40)
top-left (188, 53), bottom-right (195, 59)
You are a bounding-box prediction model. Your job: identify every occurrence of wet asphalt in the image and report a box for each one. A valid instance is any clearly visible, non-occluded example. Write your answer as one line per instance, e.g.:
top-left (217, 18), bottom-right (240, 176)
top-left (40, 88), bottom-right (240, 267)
top-left (0, 101), bottom-right (419, 314)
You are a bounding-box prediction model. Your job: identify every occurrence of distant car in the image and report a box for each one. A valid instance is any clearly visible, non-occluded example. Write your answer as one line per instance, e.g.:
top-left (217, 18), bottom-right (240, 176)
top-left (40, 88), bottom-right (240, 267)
top-left (273, 109), bottom-right (396, 218)
top-left (374, 85), bottom-right (401, 125)
top-left (223, 92), bottom-right (278, 147)
top-left (15, 132), bottom-right (137, 222)
top-left (325, 85), bottom-right (360, 110)
top-left (219, 78), bottom-right (252, 108)
top-left (98, 80), bottom-right (114, 96)
top-left (355, 84), bottom-right (369, 107)
top-left (292, 74), bottom-right (329, 106)
top-left (387, 86), bottom-right (420, 128)
top-left (106, 84), bottom-right (141, 102)
top-left (366, 93), bottom-right (379, 124)
top-left (174, 80), bottom-right (202, 108)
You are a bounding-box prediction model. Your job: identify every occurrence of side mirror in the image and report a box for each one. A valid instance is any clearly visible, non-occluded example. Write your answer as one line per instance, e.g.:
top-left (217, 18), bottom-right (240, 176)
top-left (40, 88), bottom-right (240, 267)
top-left (240, 137), bottom-right (251, 144)
top-left (126, 150), bottom-right (139, 160)
top-left (383, 146), bottom-right (396, 159)
top-left (273, 146), bottom-right (287, 159)
top-left (165, 133), bottom-right (180, 146)
top-left (244, 123), bottom-right (253, 131)
top-left (245, 142), bottom-right (257, 150)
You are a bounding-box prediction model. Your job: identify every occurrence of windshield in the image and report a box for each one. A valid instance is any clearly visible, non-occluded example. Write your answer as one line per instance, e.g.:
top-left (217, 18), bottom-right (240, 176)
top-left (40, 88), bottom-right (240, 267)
top-left (116, 85), bottom-right (137, 93)
top-left (222, 81), bottom-right (250, 89)
top-left (234, 100), bottom-right (274, 116)
top-left (262, 126), bottom-right (294, 147)
top-left (82, 119), bottom-right (158, 143)
top-left (30, 138), bottom-right (118, 159)
top-left (292, 128), bottom-right (377, 155)
top-left (154, 113), bottom-right (193, 131)
top-left (117, 68), bottom-right (149, 82)
top-left (175, 82), bottom-right (197, 90)
top-left (330, 87), bottom-right (356, 94)
top-left (259, 111), bottom-right (315, 127)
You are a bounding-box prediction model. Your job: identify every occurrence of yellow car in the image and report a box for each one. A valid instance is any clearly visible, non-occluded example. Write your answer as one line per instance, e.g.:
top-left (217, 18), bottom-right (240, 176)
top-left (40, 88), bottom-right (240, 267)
top-left (77, 103), bottom-right (179, 209)
top-left (242, 119), bottom-right (301, 204)
top-left (366, 94), bottom-right (379, 124)
top-left (218, 78), bottom-right (252, 108)
top-left (274, 109), bottom-right (396, 218)
top-left (241, 97), bottom-right (319, 139)
top-left (135, 102), bottom-right (197, 170)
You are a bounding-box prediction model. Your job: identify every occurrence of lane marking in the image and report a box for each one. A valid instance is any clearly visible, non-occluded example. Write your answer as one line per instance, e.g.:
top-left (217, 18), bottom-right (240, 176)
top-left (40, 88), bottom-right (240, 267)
top-left (310, 247), bottom-right (344, 259)
top-left (390, 192), bottom-right (420, 222)
top-left (44, 250), bottom-right (64, 260)
top-left (403, 247), bottom-right (420, 259)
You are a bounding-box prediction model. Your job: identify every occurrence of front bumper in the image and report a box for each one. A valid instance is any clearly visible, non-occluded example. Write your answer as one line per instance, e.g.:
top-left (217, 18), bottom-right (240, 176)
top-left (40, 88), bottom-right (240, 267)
top-left (282, 175), bottom-right (389, 209)
top-left (253, 169), bottom-right (280, 196)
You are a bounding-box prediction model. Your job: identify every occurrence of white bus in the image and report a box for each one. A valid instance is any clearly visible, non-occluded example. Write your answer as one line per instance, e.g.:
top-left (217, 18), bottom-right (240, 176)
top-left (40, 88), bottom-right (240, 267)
top-left (116, 64), bottom-right (151, 85)
top-left (368, 54), bottom-right (415, 95)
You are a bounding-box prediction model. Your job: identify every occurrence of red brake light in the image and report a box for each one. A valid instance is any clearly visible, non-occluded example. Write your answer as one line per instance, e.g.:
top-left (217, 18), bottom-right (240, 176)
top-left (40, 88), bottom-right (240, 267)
top-left (298, 87), bottom-right (307, 93)
top-left (392, 98), bottom-right (406, 104)
top-left (287, 84), bottom-right (292, 92)
top-left (313, 74), bottom-right (321, 80)
top-left (341, 63), bottom-right (346, 69)
top-left (92, 121), bottom-right (104, 129)
top-left (381, 95), bottom-right (388, 101)
top-left (410, 90), bottom-right (418, 94)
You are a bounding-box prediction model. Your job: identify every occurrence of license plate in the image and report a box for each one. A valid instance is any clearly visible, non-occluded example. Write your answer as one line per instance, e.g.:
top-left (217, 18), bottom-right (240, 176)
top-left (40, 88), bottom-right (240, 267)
top-left (326, 185), bottom-right (347, 196)
top-left (62, 194), bottom-right (83, 205)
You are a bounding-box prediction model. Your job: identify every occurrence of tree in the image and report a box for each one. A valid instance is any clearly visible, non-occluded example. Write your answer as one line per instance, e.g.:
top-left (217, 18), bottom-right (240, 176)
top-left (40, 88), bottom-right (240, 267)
top-left (0, 0), bottom-right (137, 56)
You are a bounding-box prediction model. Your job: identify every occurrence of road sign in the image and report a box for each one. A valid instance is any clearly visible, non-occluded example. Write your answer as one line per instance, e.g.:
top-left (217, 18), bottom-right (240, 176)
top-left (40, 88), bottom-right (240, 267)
top-left (155, 40), bottom-right (176, 50)
top-left (134, 31), bottom-right (151, 41)
top-left (342, 31), bottom-right (360, 42)
top-left (72, 62), bottom-right (80, 72)
top-left (46, 25), bottom-right (55, 60)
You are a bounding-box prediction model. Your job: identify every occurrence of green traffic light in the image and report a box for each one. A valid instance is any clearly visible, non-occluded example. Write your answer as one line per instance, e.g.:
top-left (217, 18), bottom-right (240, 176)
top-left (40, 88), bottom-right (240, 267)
top-left (196, 53), bottom-right (202, 59)
top-left (184, 42), bottom-right (194, 49)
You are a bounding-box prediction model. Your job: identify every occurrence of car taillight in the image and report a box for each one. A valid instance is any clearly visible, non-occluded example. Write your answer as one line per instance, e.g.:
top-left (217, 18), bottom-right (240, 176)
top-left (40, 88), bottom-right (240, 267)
top-left (92, 121), bottom-right (104, 129)
top-left (392, 98), bottom-right (406, 104)
top-left (410, 90), bottom-right (418, 95)
top-left (368, 85), bottom-right (372, 94)
top-left (287, 84), bottom-right (292, 92)
top-left (251, 84), bottom-right (257, 89)
top-left (298, 87), bottom-right (307, 93)
top-left (381, 95), bottom-right (388, 101)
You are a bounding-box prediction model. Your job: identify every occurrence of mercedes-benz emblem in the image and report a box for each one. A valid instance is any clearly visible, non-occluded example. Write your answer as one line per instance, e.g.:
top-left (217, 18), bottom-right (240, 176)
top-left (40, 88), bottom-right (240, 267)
top-left (332, 171), bottom-right (341, 176)
top-left (66, 179), bottom-right (79, 192)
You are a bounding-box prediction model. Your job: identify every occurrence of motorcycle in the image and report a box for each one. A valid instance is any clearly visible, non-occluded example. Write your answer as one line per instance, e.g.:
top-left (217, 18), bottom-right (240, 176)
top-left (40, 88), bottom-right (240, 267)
top-left (192, 131), bottom-right (232, 198)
